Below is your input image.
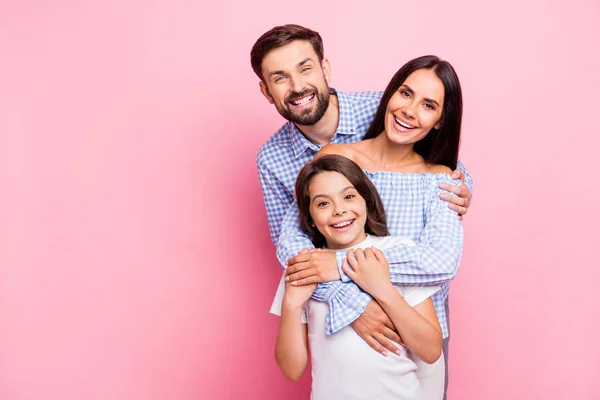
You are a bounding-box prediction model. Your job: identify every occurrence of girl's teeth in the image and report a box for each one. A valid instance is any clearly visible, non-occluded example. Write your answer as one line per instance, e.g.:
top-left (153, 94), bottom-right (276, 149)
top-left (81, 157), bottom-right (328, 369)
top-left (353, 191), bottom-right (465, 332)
top-left (333, 221), bottom-right (352, 228)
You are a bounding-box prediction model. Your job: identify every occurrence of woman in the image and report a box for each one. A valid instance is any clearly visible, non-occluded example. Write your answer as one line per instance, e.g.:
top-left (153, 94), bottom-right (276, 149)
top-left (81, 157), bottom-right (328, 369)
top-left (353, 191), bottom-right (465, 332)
top-left (274, 55), bottom-right (469, 399)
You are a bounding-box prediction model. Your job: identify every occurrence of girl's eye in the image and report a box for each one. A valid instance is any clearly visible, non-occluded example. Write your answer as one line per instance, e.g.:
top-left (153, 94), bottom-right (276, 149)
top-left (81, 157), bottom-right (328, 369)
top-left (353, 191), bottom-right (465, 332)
top-left (317, 201), bottom-right (329, 207)
top-left (345, 194), bottom-right (355, 200)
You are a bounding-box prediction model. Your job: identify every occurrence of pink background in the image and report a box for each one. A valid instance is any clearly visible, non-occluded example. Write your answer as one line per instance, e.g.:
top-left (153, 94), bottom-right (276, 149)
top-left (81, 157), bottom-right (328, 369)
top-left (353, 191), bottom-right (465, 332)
top-left (1, 0), bottom-right (599, 399)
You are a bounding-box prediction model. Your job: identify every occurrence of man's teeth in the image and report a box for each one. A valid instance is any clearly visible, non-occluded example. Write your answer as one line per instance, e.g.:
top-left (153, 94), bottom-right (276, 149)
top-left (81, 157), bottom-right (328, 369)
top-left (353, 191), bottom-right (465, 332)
top-left (395, 117), bottom-right (415, 129)
top-left (332, 220), bottom-right (353, 228)
top-left (291, 94), bottom-right (315, 106)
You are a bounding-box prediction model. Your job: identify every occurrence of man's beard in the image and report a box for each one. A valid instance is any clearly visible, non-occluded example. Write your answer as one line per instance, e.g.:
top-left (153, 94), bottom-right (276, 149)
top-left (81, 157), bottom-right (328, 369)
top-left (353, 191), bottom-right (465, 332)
top-left (278, 87), bottom-right (331, 126)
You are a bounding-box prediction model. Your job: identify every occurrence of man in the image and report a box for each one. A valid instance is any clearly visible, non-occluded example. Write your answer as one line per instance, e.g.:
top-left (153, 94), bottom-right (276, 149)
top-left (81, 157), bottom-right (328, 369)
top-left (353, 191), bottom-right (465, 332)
top-left (251, 24), bottom-right (472, 398)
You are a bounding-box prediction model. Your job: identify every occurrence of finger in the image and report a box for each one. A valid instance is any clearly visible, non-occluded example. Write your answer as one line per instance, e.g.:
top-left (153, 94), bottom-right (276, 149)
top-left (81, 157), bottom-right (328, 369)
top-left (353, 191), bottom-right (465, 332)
top-left (299, 248), bottom-right (310, 255)
top-left (440, 192), bottom-right (468, 207)
top-left (355, 248), bottom-right (366, 262)
top-left (380, 325), bottom-right (402, 344)
top-left (346, 253), bottom-right (359, 269)
top-left (448, 203), bottom-right (467, 216)
top-left (286, 253), bottom-right (311, 267)
top-left (363, 247), bottom-right (375, 259)
top-left (307, 248), bottom-right (319, 253)
top-left (450, 169), bottom-right (465, 183)
top-left (438, 183), bottom-right (463, 196)
top-left (362, 335), bottom-right (389, 356)
top-left (371, 247), bottom-right (387, 264)
top-left (287, 268), bottom-right (316, 283)
top-left (291, 276), bottom-right (319, 286)
top-left (341, 259), bottom-right (355, 277)
top-left (374, 332), bottom-right (401, 355)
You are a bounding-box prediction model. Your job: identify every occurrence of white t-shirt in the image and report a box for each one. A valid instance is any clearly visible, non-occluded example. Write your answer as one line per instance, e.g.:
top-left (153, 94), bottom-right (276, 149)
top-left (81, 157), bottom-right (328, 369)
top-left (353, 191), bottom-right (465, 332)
top-left (270, 235), bottom-right (445, 400)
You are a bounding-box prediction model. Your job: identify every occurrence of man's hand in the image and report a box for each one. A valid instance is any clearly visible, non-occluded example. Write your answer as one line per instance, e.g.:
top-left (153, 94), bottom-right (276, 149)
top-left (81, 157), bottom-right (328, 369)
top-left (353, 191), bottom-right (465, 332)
top-left (439, 169), bottom-right (472, 220)
top-left (351, 300), bottom-right (403, 356)
top-left (286, 248), bottom-right (340, 285)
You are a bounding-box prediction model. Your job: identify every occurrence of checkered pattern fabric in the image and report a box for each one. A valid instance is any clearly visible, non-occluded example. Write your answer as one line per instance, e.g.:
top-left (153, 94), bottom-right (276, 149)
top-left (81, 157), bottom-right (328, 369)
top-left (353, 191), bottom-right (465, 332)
top-left (277, 172), bottom-right (464, 338)
top-left (257, 88), bottom-right (473, 339)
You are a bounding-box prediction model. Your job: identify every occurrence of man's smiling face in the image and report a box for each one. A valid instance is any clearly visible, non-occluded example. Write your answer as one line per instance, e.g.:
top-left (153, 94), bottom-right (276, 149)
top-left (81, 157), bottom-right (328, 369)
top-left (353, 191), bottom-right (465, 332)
top-left (259, 40), bottom-right (331, 126)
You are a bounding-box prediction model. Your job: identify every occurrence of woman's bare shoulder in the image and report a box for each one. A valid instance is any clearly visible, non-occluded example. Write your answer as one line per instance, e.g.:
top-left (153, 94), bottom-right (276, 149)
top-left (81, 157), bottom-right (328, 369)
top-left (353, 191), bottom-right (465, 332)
top-left (316, 143), bottom-right (358, 159)
top-left (425, 163), bottom-right (452, 174)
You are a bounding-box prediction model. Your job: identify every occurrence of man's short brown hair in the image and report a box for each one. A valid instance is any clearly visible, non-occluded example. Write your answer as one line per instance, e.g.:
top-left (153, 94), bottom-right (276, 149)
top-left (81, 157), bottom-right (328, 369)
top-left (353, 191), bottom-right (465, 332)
top-left (250, 24), bottom-right (324, 81)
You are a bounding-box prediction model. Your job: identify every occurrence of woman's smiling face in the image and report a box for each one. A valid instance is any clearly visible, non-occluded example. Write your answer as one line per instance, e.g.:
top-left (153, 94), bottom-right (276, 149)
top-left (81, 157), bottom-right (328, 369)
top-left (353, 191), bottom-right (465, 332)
top-left (308, 171), bottom-right (368, 249)
top-left (384, 68), bottom-right (445, 145)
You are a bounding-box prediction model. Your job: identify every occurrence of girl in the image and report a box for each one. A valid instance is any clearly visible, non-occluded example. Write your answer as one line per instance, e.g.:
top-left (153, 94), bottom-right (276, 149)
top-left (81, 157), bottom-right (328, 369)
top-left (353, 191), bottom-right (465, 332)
top-left (270, 154), bottom-right (444, 399)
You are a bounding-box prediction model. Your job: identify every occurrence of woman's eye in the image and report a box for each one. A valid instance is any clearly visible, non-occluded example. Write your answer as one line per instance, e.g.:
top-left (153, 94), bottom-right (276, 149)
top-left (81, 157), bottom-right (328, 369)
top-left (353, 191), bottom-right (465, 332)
top-left (400, 90), bottom-right (410, 98)
top-left (424, 103), bottom-right (435, 110)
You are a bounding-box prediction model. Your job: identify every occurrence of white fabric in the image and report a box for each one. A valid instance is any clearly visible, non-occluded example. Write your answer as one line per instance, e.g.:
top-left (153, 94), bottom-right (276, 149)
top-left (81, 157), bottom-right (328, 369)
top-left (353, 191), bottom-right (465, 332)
top-left (270, 235), bottom-right (445, 399)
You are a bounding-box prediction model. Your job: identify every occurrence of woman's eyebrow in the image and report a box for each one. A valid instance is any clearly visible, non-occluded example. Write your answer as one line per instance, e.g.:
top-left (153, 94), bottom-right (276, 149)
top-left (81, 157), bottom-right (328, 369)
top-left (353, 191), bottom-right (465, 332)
top-left (402, 84), bottom-right (440, 106)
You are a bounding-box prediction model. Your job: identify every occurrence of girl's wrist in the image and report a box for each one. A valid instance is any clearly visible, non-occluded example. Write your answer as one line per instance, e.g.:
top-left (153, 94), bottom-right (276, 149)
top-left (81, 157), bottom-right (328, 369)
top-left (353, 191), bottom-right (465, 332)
top-left (372, 282), bottom-right (397, 303)
top-left (282, 296), bottom-right (306, 312)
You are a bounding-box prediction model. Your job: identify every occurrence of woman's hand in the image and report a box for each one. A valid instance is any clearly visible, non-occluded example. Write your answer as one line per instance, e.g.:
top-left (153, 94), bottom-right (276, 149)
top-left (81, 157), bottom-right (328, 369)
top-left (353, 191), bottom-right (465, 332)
top-left (282, 280), bottom-right (316, 310)
top-left (342, 247), bottom-right (394, 300)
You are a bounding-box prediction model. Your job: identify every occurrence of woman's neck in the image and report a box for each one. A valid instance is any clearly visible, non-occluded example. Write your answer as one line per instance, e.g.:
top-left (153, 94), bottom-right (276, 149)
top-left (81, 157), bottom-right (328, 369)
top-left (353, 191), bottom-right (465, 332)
top-left (366, 134), bottom-right (424, 171)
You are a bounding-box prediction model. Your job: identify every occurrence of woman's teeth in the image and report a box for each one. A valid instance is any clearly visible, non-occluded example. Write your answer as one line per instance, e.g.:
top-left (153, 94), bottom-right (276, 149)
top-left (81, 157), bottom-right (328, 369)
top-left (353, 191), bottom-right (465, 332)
top-left (395, 116), bottom-right (415, 129)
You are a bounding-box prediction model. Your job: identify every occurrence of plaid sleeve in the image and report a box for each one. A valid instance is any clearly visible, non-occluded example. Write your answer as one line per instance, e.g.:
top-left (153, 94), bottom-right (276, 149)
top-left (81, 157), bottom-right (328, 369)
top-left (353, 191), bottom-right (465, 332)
top-left (456, 158), bottom-right (474, 196)
top-left (383, 176), bottom-right (464, 285)
top-left (257, 159), bottom-right (293, 245)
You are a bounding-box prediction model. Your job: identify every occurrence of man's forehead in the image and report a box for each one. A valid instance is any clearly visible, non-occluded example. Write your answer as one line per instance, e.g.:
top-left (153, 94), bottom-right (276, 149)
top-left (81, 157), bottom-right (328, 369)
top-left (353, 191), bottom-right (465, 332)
top-left (261, 40), bottom-right (319, 73)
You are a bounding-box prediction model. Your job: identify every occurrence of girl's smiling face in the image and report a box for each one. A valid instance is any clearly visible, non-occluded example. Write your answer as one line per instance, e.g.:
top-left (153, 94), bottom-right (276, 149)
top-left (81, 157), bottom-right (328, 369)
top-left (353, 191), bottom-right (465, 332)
top-left (308, 171), bottom-right (368, 249)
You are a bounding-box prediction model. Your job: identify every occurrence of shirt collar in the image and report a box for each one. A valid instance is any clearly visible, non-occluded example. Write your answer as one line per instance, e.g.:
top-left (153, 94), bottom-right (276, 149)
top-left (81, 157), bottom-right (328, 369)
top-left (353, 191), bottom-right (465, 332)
top-left (290, 88), bottom-right (360, 159)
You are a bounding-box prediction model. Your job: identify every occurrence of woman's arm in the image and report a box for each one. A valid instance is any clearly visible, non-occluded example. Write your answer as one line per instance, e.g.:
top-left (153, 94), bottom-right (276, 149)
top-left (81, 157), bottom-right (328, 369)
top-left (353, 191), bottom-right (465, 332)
top-left (343, 248), bottom-right (442, 363)
top-left (274, 282), bottom-right (315, 381)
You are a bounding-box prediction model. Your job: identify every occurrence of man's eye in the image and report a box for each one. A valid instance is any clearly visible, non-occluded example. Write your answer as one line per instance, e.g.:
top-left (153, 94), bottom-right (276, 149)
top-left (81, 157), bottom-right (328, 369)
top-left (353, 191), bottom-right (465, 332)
top-left (274, 76), bottom-right (285, 83)
top-left (301, 67), bottom-right (311, 73)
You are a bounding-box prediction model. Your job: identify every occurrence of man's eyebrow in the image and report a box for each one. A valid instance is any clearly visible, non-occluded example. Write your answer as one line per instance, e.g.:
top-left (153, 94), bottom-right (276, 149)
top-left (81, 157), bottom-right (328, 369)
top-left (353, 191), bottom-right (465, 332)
top-left (401, 84), bottom-right (440, 107)
top-left (268, 58), bottom-right (315, 78)
top-left (296, 57), bottom-right (314, 68)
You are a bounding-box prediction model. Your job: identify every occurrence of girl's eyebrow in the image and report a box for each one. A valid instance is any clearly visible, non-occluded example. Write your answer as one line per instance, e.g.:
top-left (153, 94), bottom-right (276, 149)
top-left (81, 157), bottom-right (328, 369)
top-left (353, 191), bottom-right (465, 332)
top-left (311, 186), bottom-right (355, 202)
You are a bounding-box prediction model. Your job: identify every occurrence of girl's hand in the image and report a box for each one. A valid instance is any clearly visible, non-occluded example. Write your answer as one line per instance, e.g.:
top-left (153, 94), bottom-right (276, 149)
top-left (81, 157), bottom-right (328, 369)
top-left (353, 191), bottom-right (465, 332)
top-left (342, 247), bottom-right (393, 299)
top-left (283, 281), bottom-right (317, 310)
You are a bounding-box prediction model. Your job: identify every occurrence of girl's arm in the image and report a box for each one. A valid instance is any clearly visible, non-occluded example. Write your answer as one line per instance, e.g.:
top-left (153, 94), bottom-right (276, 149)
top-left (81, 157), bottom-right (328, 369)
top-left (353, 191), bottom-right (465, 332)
top-left (274, 281), bottom-right (315, 381)
top-left (374, 288), bottom-right (442, 363)
top-left (343, 248), bottom-right (442, 363)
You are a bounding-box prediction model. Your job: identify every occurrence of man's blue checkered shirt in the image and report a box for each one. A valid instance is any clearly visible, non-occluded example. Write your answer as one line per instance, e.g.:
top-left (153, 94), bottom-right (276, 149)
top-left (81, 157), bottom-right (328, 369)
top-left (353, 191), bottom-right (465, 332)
top-left (257, 89), bottom-right (473, 338)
